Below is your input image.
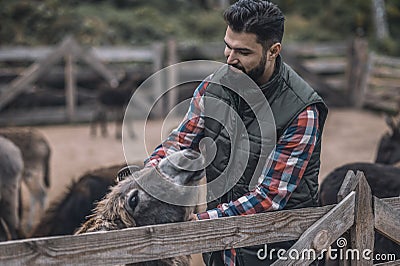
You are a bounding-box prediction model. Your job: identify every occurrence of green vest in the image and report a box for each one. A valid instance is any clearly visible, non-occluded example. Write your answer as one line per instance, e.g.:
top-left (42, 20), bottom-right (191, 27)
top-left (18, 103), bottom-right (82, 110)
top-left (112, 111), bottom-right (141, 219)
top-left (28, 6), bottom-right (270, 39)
top-left (204, 56), bottom-right (328, 211)
top-left (201, 56), bottom-right (328, 266)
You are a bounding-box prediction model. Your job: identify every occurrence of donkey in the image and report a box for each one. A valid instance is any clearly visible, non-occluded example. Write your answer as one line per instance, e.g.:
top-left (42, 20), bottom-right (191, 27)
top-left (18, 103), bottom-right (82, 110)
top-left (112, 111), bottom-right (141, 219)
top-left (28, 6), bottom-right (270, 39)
top-left (0, 136), bottom-right (24, 241)
top-left (0, 127), bottom-right (51, 233)
top-left (90, 87), bottom-right (133, 139)
top-left (29, 163), bottom-right (126, 237)
top-left (90, 71), bottom-right (146, 139)
top-left (319, 115), bottom-right (400, 264)
top-left (319, 115), bottom-right (400, 204)
top-left (76, 149), bottom-right (205, 266)
top-left (375, 115), bottom-right (400, 165)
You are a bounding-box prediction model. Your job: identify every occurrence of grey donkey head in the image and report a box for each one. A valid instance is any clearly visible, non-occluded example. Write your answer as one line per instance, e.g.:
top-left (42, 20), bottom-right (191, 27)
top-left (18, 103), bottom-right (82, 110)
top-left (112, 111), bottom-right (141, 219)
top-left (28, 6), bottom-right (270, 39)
top-left (76, 149), bottom-right (205, 233)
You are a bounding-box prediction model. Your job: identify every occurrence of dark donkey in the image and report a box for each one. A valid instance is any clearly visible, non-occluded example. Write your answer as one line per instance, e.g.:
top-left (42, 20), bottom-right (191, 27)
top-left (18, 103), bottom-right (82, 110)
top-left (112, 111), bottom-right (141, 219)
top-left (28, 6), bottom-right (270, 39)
top-left (319, 116), bottom-right (400, 264)
top-left (90, 70), bottom-right (147, 139)
top-left (29, 163), bottom-right (127, 237)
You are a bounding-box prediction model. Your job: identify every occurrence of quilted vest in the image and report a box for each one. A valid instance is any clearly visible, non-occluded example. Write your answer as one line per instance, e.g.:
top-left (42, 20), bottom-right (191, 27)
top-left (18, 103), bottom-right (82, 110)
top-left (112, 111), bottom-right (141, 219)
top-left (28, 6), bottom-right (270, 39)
top-left (203, 56), bottom-right (328, 211)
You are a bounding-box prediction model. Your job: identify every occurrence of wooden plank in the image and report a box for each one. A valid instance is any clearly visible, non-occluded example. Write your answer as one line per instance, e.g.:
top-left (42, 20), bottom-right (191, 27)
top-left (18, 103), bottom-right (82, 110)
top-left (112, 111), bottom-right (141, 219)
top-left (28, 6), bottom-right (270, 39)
top-left (285, 42), bottom-right (347, 58)
top-left (382, 197), bottom-right (400, 211)
top-left (325, 76), bottom-right (345, 90)
top-left (270, 192), bottom-right (355, 266)
top-left (302, 58), bottom-right (347, 74)
top-left (65, 53), bottom-right (76, 122)
top-left (365, 90), bottom-right (400, 104)
top-left (375, 259), bottom-right (400, 266)
top-left (0, 46), bottom-right (52, 61)
top-left (350, 171), bottom-right (374, 266)
top-left (374, 196), bottom-right (400, 245)
top-left (368, 77), bottom-right (400, 88)
top-left (363, 99), bottom-right (399, 115)
top-left (372, 65), bottom-right (400, 78)
top-left (373, 54), bottom-right (400, 68)
top-left (0, 205), bottom-right (334, 265)
top-left (0, 46), bottom-right (155, 62)
top-left (91, 47), bottom-right (156, 62)
top-left (337, 170), bottom-right (359, 202)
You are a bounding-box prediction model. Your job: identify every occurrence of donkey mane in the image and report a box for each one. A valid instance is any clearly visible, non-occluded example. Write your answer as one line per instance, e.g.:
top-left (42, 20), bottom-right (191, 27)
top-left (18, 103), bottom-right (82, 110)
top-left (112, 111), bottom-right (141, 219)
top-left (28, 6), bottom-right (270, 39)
top-left (30, 164), bottom-right (125, 237)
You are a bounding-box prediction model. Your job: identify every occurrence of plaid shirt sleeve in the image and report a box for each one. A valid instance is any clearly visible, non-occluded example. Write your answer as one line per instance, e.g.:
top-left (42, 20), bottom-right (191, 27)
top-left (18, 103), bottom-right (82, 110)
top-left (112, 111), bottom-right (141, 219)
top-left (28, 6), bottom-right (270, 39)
top-left (197, 104), bottom-right (320, 220)
top-left (144, 80), bottom-right (208, 167)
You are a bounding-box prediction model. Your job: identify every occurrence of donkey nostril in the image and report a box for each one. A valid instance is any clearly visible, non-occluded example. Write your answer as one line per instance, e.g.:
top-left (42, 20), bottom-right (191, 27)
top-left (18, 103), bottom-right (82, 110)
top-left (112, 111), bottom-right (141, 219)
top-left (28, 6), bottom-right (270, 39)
top-left (128, 191), bottom-right (139, 210)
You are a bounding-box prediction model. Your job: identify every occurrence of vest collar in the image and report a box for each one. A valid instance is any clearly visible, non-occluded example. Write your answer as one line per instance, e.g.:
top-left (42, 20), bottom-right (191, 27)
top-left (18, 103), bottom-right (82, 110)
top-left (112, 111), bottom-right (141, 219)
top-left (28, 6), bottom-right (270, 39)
top-left (259, 55), bottom-right (283, 101)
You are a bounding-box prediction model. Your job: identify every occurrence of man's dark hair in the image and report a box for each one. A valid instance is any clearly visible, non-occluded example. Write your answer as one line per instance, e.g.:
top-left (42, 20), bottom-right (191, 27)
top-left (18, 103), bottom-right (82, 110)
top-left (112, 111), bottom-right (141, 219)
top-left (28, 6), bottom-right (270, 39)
top-left (224, 0), bottom-right (285, 49)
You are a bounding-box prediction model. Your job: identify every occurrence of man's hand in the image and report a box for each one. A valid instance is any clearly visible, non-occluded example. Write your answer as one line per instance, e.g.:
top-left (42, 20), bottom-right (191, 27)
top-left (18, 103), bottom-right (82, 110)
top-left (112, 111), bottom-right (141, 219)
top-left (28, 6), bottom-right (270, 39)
top-left (189, 213), bottom-right (199, 221)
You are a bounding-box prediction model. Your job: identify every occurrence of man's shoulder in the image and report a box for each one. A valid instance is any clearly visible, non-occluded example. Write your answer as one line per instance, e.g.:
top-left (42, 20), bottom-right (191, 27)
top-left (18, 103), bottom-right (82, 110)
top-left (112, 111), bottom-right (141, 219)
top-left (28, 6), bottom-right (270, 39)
top-left (281, 62), bottom-right (326, 106)
top-left (282, 62), bottom-right (314, 93)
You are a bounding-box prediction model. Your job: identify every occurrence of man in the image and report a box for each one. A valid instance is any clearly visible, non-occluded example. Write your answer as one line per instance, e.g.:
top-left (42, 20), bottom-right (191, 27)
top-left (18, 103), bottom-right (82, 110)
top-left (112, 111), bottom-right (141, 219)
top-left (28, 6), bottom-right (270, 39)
top-left (144, 0), bottom-right (328, 265)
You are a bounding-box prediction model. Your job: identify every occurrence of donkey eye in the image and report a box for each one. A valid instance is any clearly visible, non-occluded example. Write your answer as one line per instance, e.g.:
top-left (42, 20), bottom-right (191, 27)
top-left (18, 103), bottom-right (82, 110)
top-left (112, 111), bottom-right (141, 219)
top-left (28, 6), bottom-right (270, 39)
top-left (128, 190), bottom-right (139, 210)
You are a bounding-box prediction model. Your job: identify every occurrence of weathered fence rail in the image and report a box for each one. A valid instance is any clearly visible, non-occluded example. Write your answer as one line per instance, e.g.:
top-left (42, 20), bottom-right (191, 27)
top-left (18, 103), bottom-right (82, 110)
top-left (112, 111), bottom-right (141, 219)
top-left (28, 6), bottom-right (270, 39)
top-left (0, 170), bottom-right (398, 265)
top-left (362, 52), bottom-right (400, 114)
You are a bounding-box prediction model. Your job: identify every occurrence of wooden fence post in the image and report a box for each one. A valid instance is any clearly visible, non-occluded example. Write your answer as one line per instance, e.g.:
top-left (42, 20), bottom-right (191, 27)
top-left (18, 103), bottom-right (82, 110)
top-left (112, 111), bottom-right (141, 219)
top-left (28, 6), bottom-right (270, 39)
top-left (346, 37), bottom-right (369, 108)
top-left (65, 52), bottom-right (76, 122)
top-left (336, 170), bottom-right (359, 266)
top-left (270, 193), bottom-right (356, 266)
top-left (167, 38), bottom-right (178, 117)
top-left (151, 42), bottom-right (165, 118)
top-left (349, 171), bottom-right (374, 266)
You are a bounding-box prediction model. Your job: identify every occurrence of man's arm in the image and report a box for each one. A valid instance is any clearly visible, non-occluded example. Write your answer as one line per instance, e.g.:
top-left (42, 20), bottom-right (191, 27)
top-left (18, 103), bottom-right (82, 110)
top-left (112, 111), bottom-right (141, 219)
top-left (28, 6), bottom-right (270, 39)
top-left (197, 104), bottom-right (320, 219)
top-left (144, 80), bottom-right (208, 167)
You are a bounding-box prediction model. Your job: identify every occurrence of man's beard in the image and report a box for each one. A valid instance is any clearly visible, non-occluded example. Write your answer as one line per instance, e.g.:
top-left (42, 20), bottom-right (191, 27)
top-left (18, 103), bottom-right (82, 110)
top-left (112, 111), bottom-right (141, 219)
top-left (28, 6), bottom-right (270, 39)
top-left (231, 55), bottom-right (266, 83)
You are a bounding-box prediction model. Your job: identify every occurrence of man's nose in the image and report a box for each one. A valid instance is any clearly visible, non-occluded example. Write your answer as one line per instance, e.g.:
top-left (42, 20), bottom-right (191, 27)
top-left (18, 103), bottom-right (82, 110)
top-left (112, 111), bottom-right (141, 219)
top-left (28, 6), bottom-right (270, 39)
top-left (225, 48), bottom-right (238, 65)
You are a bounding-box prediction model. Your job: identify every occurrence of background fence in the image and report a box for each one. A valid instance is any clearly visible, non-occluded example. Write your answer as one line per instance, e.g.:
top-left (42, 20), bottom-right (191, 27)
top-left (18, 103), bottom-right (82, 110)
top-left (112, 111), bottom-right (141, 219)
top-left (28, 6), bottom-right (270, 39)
top-left (1, 37), bottom-right (400, 126)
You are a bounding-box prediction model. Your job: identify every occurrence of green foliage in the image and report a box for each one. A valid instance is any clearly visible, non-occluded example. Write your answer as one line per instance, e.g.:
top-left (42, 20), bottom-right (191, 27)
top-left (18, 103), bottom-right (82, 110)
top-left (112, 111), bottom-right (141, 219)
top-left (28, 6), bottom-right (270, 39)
top-left (0, 0), bottom-right (227, 46)
top-left (0, 0), bottom-right (79, 45)
top-left (0, 0), bottom-right (399, 56)
top-left (277, 0), bottom-right (372, 41)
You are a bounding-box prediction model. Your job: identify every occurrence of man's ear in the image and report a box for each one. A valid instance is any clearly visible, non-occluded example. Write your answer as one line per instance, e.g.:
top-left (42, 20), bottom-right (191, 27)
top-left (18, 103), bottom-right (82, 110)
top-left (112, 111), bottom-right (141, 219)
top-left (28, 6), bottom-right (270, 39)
top-left (269, 43), bottom-right (281, 59)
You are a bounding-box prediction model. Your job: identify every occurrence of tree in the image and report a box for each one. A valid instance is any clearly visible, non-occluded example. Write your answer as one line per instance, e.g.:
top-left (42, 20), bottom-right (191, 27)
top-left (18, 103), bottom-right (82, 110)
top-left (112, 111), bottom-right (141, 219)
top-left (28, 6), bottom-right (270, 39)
top-left (372, 0), bottom-right (390, 40)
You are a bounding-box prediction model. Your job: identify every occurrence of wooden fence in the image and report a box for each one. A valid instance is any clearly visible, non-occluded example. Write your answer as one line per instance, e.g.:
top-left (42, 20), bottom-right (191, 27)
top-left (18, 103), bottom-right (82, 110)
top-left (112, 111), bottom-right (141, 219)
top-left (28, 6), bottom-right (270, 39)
top-left (0, 170), bottom-right (398, 265)
top-left (283, 38), bottom-right (400, 114)
top-left (1, 37), bottom-right (400, 126)
top-left (361, 53), bottom-right (400, 114)
top-left (282, 38), bottom-right (373, 108)
top-left (0, 36), bottom-right (164, 125)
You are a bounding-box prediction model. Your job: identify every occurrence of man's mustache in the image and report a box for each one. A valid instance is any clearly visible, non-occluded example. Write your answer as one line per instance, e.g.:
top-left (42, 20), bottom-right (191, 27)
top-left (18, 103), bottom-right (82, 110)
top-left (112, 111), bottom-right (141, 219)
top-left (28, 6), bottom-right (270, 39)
top-left (228, 63), bottom-right (246, 73)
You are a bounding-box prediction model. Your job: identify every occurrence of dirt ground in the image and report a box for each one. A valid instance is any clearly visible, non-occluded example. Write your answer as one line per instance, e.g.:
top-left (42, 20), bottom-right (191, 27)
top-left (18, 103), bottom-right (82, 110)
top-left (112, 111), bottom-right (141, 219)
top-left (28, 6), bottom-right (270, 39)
top-left (23, 107), bottom-right (388, 265)
top-left (39, 108), bottom-right (388, 202)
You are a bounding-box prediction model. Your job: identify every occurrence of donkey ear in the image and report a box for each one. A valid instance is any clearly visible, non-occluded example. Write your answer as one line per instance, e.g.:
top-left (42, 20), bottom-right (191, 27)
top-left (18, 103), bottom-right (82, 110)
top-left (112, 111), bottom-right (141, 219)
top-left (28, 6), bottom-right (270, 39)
top-left (385, 115), bottom-right (397, 135)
